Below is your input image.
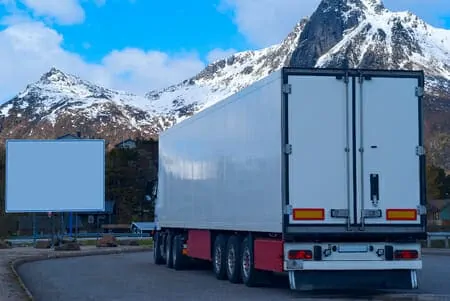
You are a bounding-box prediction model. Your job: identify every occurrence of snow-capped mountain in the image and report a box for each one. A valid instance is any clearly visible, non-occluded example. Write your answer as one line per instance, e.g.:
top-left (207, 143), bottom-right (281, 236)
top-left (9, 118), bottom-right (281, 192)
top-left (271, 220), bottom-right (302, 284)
top-left (148, 0), bottom-right (449, 124)
top-left (0, 68), bottom-right (169, 144)
top-left (145, 18), bottom-right (307, 123)
top-left (0, 0), bottom-right (449, 166)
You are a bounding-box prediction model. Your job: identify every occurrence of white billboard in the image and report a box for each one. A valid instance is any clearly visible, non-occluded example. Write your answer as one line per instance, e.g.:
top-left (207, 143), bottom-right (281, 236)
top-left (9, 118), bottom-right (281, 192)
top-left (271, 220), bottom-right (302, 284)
top-left (5, 139), bottom-right (105, 213)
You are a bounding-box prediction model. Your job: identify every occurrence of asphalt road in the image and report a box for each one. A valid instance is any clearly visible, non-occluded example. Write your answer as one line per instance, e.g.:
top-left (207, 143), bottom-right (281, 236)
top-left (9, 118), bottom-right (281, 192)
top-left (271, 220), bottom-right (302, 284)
top-left (17, 252), bottom-right (450, 301)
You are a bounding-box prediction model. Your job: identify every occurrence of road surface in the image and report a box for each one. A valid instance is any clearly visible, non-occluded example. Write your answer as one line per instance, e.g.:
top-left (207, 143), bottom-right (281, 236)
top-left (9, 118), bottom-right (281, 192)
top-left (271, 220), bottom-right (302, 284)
top-left (18, 252), bottom-right (450, 301)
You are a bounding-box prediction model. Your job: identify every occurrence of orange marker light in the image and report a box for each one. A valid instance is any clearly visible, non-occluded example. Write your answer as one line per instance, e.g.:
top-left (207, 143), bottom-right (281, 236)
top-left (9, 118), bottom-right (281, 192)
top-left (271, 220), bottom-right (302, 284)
top-left (293, 208), bottom-right (325, 220)
top-left (386, 209), bottom-right (417, 221)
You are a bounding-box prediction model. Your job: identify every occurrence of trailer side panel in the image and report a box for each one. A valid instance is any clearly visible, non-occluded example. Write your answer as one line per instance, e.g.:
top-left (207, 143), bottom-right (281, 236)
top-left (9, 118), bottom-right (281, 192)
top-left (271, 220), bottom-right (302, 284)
top-left (157, 70), bottom-right (284, 233)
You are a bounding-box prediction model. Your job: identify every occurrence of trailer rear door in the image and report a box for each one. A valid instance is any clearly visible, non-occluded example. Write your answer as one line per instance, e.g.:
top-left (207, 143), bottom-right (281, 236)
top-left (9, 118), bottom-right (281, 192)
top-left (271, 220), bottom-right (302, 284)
top-left (284, 70), bottom-right (354, 230)
top-left (355, 75), bottom-right (424, 228)
top-left (283, 68), bottom-right (426, 237)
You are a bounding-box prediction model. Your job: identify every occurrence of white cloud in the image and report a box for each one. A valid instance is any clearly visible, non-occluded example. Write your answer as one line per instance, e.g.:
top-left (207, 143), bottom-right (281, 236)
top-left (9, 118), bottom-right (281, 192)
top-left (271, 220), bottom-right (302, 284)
top-left (101, 48), bottom-right (204, 94)
top-left (0, 21), bottom-right (206, 103)
top-left (206, 48), bottom-right (237, 63)
top-left (19, 0), bottom-right (85, 25)
top-left (219, 0), bottom-right (320, 47)
top-left (0, 0), bottom-right (109, 25)
top-left (219, 0), bottom-right (450, 47)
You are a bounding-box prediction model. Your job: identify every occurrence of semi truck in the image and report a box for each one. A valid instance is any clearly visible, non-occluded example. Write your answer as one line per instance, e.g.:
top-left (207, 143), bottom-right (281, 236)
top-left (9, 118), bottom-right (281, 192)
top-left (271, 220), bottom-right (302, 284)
top-left (152, 67), bottom-right (427, 291)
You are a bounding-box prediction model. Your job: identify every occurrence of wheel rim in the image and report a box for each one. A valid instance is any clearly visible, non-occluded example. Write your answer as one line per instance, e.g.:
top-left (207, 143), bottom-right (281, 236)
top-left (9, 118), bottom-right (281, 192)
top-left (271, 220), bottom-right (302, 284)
top-left (242, 247), bottom-right (251, 279)
top-left (166, 238), bottom-right (170, 262)
top-left (227, 246), bottom-right (235, 276)
top-left (159, 236), bottom-right (164, 256)
top-left (214, 246), bottom-right (222, 273)
top-left (172, 239), bottom-right (177, 263)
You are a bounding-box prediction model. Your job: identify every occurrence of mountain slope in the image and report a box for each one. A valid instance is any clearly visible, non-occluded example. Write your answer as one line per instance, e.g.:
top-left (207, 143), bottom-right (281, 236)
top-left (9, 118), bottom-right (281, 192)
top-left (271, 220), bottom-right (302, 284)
top-left (0, 18), bottom-right (307, 145)
top-left (145, 19), bottom-right (308, 124)
top-left (147, 0), bottom-right (450, 130)
top-left (0, 68), bottom-right (165, 144)
top-left (290, 0), bottom-right (450, 77)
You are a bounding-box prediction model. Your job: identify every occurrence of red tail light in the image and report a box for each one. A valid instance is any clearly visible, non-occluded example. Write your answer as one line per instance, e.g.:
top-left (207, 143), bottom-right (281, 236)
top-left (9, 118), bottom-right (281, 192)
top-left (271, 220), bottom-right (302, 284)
top-left (394, 250), bottom-right (418, 260)
top-left (288, 250), bottom-right (312, 260)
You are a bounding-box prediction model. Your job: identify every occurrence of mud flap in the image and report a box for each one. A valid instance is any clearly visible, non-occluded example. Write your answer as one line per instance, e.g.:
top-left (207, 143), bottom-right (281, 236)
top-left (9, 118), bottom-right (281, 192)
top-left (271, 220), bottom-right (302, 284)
top-left (288, 269), bottom-right (419, 291)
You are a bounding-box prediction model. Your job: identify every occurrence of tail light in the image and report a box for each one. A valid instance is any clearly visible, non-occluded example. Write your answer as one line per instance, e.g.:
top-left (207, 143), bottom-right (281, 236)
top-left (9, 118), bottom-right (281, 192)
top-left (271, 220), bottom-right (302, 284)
top-left (394, 250), bottom-right (418, 260)
top-left (288, 250), bottom-right (312, 260)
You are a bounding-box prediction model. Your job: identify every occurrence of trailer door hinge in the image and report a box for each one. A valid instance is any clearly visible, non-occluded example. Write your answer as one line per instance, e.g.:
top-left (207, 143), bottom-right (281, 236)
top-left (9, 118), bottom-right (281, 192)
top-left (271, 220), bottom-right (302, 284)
top-left (415, 86), bottom-right (424, 97)
top-left (282, 83), bottom-right (292, 94)
top-left (284, 205), bottom-right (293, 215)
top-left (284, 144), bottom-right (292, 155)
top-left (416, 146), bottom-right (425, 156)
top-left (417, 205), bottom-right (427, 215)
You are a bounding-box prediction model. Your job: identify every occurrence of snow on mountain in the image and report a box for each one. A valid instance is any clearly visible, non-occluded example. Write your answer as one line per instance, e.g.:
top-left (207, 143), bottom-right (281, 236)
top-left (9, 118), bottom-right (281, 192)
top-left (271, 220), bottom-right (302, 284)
top-left (145, 19), bottom-right (307, 124)
top-left (290, 0), bottom-right (450, 80)
top-left (0, 68), bottom-right (166, 143)
top-left (147, 0), bottom-right (450, 131)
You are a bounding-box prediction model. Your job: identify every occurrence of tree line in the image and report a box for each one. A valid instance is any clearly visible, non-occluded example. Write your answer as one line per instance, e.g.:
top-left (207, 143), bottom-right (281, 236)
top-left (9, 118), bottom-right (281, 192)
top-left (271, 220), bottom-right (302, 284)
top-left (0, 138), bottom-right (158, 237)
top-left (0, 138), bottom-right (448, 237)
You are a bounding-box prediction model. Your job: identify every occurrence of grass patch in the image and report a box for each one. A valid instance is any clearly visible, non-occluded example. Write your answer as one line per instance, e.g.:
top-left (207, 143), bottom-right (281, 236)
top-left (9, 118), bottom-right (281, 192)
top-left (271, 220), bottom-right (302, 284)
top-left (78, 239), bottom-right (98, 246)
top-left (137, 239), bottom-right (153, 247)
top-left (421, 240), bottom-right (449, 248)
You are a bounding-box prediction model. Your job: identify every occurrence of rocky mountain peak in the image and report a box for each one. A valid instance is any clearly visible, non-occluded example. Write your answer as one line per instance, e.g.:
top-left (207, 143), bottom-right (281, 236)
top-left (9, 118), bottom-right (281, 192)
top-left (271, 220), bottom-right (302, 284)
top-left (289, 0), bottom-right (450, 76)
top-left (38, 67), bottom-right (76, 85)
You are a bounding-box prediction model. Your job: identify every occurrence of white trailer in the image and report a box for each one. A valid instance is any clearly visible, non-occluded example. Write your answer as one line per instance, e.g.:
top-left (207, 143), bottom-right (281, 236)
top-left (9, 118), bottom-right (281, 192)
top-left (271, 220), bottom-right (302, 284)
top-left (153, 67), bottom-right (427, 290)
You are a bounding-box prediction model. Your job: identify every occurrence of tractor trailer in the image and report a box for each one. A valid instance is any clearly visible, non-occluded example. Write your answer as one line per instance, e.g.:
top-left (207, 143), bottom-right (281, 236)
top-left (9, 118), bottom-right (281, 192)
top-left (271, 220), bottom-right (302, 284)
top-left (152, 67), bottom-right (427, 290)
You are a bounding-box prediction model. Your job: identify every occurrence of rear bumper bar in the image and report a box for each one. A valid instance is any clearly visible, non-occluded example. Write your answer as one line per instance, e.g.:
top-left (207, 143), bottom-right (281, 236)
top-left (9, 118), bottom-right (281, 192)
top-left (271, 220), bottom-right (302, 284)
top-left (285, 259), bottom-right (422, 270)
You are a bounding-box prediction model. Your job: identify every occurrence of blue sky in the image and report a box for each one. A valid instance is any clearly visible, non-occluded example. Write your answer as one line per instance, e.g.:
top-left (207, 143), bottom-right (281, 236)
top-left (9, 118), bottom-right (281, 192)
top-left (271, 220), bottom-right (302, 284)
top-left (0, 0), bottom-right (449, 103)
top-left (49, 0), bottom-right (250, 63)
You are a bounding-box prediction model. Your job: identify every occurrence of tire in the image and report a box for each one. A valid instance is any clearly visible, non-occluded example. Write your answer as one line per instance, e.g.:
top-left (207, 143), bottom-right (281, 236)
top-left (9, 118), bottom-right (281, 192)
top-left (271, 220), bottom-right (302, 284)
top-left (226, 235), bottom-right (242, 283)
top-left (213, 235), bottom-right (228, 280)
top-left (240, 236), bottom-right (263, 287)
top-left (172, 235), bottom-right (185, 270)
top-left (153, 232), bottom-right (165, 265)
top-left (165, 232), bottom-right (174, 268)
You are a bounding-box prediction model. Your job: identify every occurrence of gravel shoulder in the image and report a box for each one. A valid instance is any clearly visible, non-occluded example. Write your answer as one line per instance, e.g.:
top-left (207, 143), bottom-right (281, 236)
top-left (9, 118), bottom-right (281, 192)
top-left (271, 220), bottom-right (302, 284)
top-left (0, 245), bottom-right (151, 301)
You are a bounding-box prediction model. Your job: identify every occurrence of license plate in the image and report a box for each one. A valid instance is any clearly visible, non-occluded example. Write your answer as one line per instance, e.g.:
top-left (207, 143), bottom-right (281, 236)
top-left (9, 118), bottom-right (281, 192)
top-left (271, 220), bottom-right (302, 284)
top-left (338, 244), bottom-right (368, 253)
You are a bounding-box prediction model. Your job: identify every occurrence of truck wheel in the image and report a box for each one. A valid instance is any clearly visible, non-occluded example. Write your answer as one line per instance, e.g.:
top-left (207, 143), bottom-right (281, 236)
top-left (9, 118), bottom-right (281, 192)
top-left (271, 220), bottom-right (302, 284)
top-left (172, 235), bottom-right (185, 270)
top-left (240, 237), bottom-right (262, 287)
top-left (226, 235), bottom-right (242, 283)
top-left (153, 232), bottom-right (165, 265)
top-left (213, 235), bottom-right (228, 280)
top-left (165, 232), bottom-right (174, 269)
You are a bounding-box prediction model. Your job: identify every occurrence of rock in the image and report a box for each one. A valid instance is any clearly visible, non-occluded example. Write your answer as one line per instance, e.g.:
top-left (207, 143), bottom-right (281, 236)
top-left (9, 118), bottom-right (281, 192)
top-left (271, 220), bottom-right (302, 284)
top-left (35, 240), bottom-right (51, 249)
top-left (54, 241), bottom-right (81, 251)
top-left (96, 234), bottom-right (118, 248)
top-left (0, 240), bottom-right (12, 249)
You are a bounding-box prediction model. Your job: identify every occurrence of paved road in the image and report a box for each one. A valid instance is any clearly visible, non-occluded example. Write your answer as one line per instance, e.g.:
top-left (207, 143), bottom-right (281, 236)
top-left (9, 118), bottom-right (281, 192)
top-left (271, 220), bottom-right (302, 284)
top-left (17, 252), bottom-right (450, 301)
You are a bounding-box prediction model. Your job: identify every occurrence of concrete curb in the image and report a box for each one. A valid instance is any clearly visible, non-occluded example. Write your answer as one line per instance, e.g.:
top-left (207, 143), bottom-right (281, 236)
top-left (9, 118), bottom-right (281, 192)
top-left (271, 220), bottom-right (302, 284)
top-left (9, 246), bottom-right (151, 301)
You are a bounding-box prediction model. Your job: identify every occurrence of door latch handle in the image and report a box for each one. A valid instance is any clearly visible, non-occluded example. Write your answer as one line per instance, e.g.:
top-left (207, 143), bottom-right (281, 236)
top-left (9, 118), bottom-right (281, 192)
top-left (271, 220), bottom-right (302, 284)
top-left (370, 174), bottom-right (379, 207)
